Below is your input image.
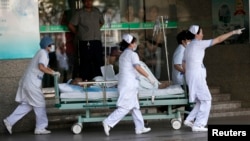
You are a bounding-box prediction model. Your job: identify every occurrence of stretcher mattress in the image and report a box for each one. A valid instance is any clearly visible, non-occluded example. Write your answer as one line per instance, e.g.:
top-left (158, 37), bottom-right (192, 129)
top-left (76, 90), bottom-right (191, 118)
top-left (59, 85), bottom-right (184, 100)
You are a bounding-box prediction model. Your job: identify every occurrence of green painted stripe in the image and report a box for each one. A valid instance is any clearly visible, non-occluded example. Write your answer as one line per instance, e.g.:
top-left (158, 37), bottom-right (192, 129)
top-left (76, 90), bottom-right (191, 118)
top-left (40, 25), bottom-right (69, 33)
top-left (39, 21), bottom-right (177, 33)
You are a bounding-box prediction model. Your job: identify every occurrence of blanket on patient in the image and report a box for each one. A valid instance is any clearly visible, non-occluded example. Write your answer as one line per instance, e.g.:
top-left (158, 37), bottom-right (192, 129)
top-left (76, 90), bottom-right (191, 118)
top-left (58, 61), bottom-right (161, 93)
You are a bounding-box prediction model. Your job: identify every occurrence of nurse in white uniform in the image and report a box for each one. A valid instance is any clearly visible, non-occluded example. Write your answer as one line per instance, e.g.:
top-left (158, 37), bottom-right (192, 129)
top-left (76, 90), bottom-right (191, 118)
top-left (183, 25), bottom-right (244, 132)
top-left (102, 34), bottom-right (154, 136)
top-left (3, 36), bottom-right (61, 135)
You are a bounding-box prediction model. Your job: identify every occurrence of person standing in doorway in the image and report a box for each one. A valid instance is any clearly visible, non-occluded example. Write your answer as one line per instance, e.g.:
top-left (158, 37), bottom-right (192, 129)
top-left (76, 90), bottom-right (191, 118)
top-left (121, 5), bottom-right (139, 23)
top-left (68, 0), bottom-right (104, 81)
top-left (102, 34), bottom-right (154, 136)
top-left (3, 36), bottom-right (61, 135)
top-left (183, 25), bottom-right (244, 132)
top-left (56, 41), bottom-right (69, 83)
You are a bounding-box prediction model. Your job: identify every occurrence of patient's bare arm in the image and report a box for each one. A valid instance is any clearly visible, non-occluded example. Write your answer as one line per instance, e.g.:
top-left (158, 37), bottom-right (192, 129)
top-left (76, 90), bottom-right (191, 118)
top-left (158, 81), bottom-right (171, 89)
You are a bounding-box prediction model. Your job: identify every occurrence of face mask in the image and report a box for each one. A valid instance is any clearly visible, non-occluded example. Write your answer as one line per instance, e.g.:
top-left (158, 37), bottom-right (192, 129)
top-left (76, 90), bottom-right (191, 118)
top-left (133, 44), bottom-right (138, 51)
top-left (183, 41), bottom-right (190, 47)
top-left (49, 45), bottom-right (55, 52)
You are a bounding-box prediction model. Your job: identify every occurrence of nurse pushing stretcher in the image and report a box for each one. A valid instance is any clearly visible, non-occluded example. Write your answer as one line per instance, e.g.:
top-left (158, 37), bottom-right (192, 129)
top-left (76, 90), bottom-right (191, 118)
top-left (3, 36), bottom-right (61, 135)
top-left (102, 34), bottom-right (154, 136)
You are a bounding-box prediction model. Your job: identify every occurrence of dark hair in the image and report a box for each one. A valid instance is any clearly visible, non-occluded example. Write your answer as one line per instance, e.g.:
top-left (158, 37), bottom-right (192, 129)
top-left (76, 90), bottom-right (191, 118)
top-left (185, 30), bottom-right (194, 40)
top-left (176, 30), bottom-right (187, 44)
top-left (197, 26), bottom-right (201, 34)
top-left (176, 30), bottom-right (194, 44)
top-left (119, 36), bottom-right (137, 51)
top-left (186, 30), bottom-right (195, 40)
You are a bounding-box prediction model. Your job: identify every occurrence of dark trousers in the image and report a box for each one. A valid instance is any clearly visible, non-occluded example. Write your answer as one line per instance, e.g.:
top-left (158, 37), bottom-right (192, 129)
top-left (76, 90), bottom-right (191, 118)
top-left (78, 40), bottom-right (104, 81)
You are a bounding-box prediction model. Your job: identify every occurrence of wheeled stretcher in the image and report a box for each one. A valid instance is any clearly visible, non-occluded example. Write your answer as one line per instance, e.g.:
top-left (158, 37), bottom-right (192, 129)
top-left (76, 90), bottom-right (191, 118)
top-left (52, 75), bottom-right (189, 134)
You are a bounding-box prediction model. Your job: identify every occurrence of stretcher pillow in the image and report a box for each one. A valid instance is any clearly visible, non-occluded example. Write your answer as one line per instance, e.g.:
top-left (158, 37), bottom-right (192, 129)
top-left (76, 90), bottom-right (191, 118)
top-left (58, 83), bottom-right (83, 93)
top-left (101, 65), bottom-right (117, 81)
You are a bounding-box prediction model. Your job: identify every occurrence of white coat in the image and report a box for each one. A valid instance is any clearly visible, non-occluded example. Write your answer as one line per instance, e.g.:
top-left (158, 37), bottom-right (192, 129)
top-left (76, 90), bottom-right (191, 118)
top-left (15, 49), bottom-right (49, 107)
top-left (116, 49), bottom-right (140, 110)
top-left (183, 39), bottom-right (212, 102)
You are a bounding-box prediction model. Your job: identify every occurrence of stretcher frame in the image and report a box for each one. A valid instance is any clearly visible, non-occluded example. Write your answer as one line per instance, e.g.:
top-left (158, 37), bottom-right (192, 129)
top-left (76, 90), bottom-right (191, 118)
top-left (53, 75), bottom-right (189, 134)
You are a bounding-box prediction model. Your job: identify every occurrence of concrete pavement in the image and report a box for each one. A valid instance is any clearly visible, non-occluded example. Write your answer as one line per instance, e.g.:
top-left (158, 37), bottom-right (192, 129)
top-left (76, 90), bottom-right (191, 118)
top-left (1, 116), bottom-right (250, 141)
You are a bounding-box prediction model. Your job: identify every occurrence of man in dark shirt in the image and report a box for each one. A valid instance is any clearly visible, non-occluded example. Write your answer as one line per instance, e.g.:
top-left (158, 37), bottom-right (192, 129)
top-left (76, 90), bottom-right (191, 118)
top-left (68, 0), bottom-right (104, 81)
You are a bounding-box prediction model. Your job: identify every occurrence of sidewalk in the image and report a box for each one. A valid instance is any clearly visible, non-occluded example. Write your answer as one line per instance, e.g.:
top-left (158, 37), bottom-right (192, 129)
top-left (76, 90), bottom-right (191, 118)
top-left (1, 116), bottom-right (250, 141)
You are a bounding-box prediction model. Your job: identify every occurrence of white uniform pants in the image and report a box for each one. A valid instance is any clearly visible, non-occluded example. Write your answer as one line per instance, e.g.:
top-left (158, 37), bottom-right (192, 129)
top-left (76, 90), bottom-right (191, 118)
top-left (185, 100), bottom-right (211, 127)
top-left (103, 107), bottom-right (145, 131)
top-left (6, 102), bottom-right (48, 130)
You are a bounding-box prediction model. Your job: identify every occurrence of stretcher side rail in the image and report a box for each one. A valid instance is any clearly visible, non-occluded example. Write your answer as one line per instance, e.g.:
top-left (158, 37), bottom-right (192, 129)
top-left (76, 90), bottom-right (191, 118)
top-left (78, 80), bottom-right (118, 104)
top-left (54, 75), bottom-right (118, 108)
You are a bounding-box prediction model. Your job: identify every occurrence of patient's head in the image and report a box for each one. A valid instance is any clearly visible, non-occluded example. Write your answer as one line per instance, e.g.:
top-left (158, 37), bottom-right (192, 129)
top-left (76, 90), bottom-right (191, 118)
top-left (70, 78), bottom-right (83, 85)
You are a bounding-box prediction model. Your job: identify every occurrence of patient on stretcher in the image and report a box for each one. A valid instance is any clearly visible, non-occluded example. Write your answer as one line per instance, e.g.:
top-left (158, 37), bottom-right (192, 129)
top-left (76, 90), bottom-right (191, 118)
top-left (58, 61), bottom-right (171, 93)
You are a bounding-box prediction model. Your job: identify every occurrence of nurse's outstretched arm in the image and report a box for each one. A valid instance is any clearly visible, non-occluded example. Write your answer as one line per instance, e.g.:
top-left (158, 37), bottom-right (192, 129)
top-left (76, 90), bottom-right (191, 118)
top-left (212, 28), bottom-right (245, 46)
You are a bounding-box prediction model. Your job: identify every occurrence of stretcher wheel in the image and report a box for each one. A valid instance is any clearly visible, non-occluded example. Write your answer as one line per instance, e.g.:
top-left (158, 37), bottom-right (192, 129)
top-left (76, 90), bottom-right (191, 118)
top-left (171, 119), bottom-right (181, 130)
top-left (71, 123), bottom-right (82, 134)
top-left (170, 118), bottom-right (175, 124)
